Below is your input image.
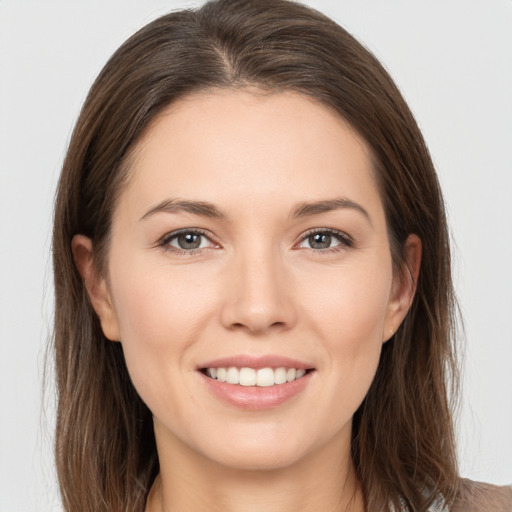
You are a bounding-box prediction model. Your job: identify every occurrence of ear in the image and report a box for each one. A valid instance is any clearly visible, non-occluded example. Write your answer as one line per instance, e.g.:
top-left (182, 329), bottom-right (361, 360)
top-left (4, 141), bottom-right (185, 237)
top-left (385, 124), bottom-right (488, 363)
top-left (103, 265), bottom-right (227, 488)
top-left (383, 234), bottom-right (422, 342)
top-left (71, 234), bottom-right (121, 342)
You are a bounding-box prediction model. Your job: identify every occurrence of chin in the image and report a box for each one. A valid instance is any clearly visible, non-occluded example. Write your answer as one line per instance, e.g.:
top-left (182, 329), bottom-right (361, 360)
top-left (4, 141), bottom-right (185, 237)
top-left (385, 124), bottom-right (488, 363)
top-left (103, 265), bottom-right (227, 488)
top-left (195, 427), bottom-right (322, 472)
top-left (208, 446), bottom-right (306, 472)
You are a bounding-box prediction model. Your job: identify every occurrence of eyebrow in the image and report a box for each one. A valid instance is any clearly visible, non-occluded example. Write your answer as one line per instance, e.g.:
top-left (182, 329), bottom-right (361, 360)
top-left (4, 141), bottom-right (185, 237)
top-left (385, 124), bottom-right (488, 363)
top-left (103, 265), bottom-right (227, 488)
top-left (139, 199), bottom-right (226, 221)
top-left (291, 197), bottom-right (372, 224)
top-left (140, 196), bottom-right (371, 224)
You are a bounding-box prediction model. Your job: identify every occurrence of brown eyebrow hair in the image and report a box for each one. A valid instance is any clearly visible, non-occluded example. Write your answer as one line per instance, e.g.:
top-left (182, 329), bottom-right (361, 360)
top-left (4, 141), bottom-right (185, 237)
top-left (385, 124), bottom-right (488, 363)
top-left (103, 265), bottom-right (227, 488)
top-left (139, 196), bottom-right (371, 224)
top-left (291, 197), bottom-right (371, 224)
top-left (139, 199), bottom-right (226, 221)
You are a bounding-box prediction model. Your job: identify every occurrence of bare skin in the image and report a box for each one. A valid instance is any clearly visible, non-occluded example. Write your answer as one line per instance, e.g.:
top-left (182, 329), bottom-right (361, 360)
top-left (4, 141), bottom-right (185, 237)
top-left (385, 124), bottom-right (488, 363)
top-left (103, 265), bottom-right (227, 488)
top-left (73, 89), bottom-right (421, 512)
top-left (145, 434), bottom-right (364, 512)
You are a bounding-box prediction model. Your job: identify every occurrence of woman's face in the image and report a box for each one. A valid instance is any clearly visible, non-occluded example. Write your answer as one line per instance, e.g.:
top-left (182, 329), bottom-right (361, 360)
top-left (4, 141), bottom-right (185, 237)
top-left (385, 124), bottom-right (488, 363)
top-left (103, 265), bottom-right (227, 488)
top-left (81, 89), bottom-right (416, 471)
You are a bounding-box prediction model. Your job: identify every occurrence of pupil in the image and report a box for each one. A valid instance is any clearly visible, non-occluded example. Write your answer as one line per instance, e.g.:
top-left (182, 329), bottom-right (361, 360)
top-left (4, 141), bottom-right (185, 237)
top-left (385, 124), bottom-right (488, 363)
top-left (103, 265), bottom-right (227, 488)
top-left (178, 233), bottom-right (201, 249)
top-left (310, 233), bottom-right (331, 249)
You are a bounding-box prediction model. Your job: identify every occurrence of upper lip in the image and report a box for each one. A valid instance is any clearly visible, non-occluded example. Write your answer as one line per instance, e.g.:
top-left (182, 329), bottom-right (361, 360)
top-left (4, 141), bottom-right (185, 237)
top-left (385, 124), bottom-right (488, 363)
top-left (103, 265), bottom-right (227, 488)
top-left (198, 355), bottom-right (314, 370)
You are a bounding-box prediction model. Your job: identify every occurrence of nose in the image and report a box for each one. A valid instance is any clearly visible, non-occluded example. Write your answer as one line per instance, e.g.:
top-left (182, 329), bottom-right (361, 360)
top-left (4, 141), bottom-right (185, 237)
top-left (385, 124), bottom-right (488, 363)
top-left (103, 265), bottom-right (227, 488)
top-left (220, 246), bottom-right (297, 335)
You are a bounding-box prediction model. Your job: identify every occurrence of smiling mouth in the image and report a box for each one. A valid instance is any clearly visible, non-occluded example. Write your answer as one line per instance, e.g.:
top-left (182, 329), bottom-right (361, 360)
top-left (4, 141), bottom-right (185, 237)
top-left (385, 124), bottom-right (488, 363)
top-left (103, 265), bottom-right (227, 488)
top-left (200, 367), bottom-right (314, 387)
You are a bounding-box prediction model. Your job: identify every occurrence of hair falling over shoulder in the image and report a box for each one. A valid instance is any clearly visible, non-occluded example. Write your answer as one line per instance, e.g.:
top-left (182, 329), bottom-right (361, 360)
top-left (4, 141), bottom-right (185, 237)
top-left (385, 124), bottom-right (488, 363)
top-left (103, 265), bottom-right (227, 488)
top-left (52, 1), bottom-right (461, 510)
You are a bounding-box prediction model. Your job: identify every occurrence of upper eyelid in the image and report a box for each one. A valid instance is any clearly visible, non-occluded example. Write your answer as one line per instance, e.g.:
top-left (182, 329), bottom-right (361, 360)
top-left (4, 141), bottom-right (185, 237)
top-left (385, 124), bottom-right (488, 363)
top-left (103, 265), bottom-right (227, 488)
top-left (159, 228), bottom-right (219, 248)
top-left (300, 227), bottom-right (350, 237)
top-left (161, 228), bottom-right (213, 240)
top-left (297, 228), bottom-right (353, 243)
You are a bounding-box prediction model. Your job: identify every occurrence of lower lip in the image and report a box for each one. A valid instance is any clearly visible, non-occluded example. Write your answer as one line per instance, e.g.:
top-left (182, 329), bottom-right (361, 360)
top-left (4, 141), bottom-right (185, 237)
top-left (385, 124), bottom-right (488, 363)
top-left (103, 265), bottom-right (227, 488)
top-left (199, 371), bottom-right (314, 410)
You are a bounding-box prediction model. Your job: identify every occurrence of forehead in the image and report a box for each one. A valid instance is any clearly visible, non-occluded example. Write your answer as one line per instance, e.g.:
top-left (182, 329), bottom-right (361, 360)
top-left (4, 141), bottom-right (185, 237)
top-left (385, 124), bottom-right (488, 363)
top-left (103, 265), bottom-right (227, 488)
top-left (118, 88), bottom-right (384, 224)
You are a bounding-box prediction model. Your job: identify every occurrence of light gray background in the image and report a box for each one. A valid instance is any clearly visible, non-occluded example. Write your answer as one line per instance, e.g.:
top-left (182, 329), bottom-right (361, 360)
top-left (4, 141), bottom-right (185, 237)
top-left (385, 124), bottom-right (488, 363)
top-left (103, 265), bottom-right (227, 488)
top-left (1, 1), bottom-right (511, 510)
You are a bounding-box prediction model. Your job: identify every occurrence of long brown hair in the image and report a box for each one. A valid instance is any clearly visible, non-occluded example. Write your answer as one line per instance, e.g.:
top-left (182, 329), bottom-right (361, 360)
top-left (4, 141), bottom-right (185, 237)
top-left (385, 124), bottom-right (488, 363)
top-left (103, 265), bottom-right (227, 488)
top-left (52, 1), bottom-right (460, 510)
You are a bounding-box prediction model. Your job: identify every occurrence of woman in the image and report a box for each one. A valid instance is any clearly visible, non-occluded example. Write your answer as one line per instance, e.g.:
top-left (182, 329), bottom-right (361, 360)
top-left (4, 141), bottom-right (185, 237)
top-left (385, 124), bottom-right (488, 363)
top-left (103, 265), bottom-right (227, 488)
top-left (52, 0), bottom-right (512, 511)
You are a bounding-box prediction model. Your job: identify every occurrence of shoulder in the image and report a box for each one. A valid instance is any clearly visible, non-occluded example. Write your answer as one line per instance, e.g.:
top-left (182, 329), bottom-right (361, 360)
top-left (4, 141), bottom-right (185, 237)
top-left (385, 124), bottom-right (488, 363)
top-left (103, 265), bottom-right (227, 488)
top-left (450, 479), bottom-right (512, 512)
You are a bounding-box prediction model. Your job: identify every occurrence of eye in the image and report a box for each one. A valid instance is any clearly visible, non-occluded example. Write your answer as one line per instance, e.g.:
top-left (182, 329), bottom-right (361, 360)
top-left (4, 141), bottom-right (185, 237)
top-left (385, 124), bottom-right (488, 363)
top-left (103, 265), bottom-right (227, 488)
top-left (160, 229), bottom-right (217, 254)
top-left (297, 229), bottom-right (353, 252)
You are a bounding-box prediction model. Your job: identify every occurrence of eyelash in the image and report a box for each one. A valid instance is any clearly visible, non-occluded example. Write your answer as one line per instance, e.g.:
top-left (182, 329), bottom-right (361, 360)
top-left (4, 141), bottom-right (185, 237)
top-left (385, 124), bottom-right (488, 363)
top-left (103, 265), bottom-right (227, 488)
top-left (158, 228), bottom-right (354, 255)
top-left (158, 228), bottom-right (217, 256)
top-left (298, 228), bottom-right (354, 253)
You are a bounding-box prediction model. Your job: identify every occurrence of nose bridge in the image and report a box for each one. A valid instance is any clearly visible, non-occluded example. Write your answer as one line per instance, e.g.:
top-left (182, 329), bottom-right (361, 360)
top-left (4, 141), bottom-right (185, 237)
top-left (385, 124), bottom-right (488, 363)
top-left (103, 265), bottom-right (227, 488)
top-left (220, 237), bottom-right (296, 334)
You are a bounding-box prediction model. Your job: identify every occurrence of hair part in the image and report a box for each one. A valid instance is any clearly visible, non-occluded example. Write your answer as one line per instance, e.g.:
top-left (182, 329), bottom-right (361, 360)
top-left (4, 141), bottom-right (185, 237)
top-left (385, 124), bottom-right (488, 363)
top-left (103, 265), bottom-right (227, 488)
top-left (52, 1), bottom-right (460, 510)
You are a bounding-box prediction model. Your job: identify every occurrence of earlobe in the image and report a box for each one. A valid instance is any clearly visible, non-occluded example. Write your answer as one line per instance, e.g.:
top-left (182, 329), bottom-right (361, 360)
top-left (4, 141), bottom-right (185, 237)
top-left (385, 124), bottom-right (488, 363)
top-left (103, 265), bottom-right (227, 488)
top-left (71, 235), bottom-right (121, 342)
top-left (383, 234), bottom-right (422, 342)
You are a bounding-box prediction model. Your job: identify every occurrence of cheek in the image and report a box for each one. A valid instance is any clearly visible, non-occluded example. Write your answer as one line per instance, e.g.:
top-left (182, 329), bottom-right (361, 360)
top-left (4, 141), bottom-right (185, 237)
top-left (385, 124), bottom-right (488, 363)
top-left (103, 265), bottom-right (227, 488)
top-left (109, 249), bottom-right (217, 343)
top-left (303, 258), bottom-right (392, 345)
top-left (107, 257), bottom-right (216, 410)
top-left (300, 259), bottom-right (392, 406)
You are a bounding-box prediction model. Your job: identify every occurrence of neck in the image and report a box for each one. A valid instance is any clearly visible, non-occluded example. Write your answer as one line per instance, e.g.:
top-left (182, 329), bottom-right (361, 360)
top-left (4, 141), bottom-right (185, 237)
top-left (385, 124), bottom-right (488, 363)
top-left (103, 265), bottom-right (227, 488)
top-left (146, 424), bottom-right (365, 512)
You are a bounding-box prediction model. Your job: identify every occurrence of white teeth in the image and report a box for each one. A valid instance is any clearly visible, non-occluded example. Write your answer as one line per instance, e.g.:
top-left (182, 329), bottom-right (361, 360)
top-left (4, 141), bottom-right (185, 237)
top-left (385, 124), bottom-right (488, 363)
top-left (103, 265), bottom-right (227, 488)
top-left (274, 367), bottom-right (287, 385)
top-left (239, 367), bottom-right (256, 386)
top-left (286, 368), bottom-right (296, 382)
top-left (204, 366), bottom-right (309, 386)
top-left (216, 367), bottom-right (227, 382)
top-left (226, 367), bottom-right (239, 385)
top-left (256, 367), bottom-right (275, 387)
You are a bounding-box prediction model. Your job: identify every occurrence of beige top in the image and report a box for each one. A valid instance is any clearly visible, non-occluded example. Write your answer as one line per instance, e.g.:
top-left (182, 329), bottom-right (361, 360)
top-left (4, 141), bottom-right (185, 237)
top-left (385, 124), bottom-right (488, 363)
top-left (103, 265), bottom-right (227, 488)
top-left (426, 480), bottom-right (512, 511)
top-left (449, 480), bottom-right (512, 512)
top-left (391, 480), bottom-right (512, 511)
